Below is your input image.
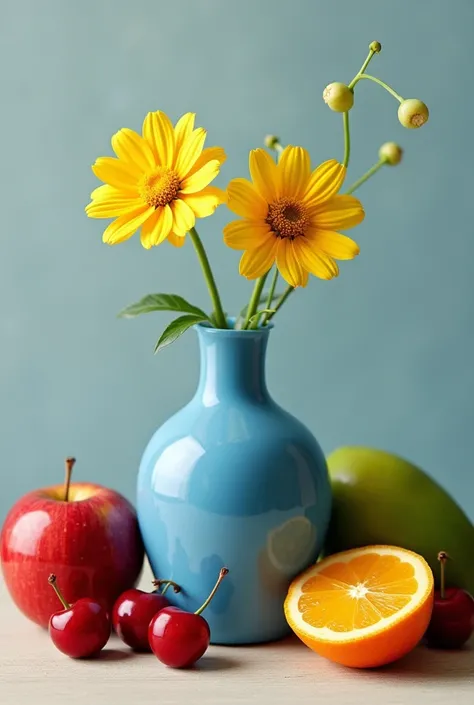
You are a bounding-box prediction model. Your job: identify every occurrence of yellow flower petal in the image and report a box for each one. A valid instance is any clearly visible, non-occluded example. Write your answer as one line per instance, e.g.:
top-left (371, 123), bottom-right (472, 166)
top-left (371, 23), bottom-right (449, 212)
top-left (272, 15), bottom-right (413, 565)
top-left (174, 113), bottom-right (196, 153)
top-left (90, 184), bottom-right (125, 202)
top-left (171, 198), bottom-right (196, 236)
top-left (111, 128), bottom-right (155, 173)
top-left (86, 196), bottom-right (143, 218)
top-left (224, 220), bottom-right (273, 250)
top-left (102, 205), bottom-right (154, 245)
top-left (278, 146), bottom-right (311, 200)
top-left (182, 186), bottom-right (225, 218)
top-left (180, 159), bottom-right (220, 194)
top-left (139, 210), bottom-right (159, 249)
top-left (142, 111), bottom-right (175, 167)
top-left (239, 239), bottom-right (277, 279)
top-left (155, 205), bottom-right (174, 244)
top-left (175, 127), bottom-right (207, 178)
top-left (226, 178), bottom-right (268, 219)
top-left (186, 147), bottom-right (227, 177)
top-left (303, 160), bottom-right (346, 206)
top-left (140, 205), bottom-right (173, 249)
top-left (276, 238), bottom-right (307, 288)
top-left (168, 232), bottom-right (186, 248)
top-left (249, 148), bottom-right (279, 202)
top-left (307, 228), bottom-right (360, 260)
top-left (294, 237), bottom-right (338, 279)
top-left (157, 204), bottom-right (174, 245)
top-left (213, 186), bottom-right (228, 205)
top-left (309, 195), bottom-right (365, 230)
top-left (92, 157), bottom-right (138, 193)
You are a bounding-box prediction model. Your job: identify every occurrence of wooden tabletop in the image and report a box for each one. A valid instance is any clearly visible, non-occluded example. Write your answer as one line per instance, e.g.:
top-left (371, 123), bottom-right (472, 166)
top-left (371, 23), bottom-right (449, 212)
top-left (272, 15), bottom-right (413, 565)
top-left (1, 566), bottom-right (472, 705)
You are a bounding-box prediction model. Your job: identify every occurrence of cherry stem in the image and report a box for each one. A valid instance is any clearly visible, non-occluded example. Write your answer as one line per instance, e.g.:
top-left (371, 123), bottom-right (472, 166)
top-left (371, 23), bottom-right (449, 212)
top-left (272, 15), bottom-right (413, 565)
top-left (48, 574), bottom-right (70, 610)
top-left (438, 551), bottom-right (449, 599)
top-left (152, 579), bottom-right (181, 595)
top-left (64, 457), bottom-right (76, 502)
top-left (195, 567), bottom-right (229, 617)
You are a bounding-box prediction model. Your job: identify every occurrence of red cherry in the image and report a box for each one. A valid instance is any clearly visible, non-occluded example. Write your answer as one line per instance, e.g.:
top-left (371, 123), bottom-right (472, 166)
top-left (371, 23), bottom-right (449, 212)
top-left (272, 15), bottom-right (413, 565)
top-left (112, 580), bottom-right (181, 651)
top-left (425, 552), bottom-right (474, 649)
top-left (148, 567), bottom-right (229, 668)
top-left (47, 574), bottom-right (110, 658)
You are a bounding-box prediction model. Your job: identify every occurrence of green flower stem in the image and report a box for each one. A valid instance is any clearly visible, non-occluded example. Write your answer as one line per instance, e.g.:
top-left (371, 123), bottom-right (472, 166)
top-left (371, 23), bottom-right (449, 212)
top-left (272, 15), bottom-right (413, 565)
top-left (342, 111), bottom-right (351, 168)
top-left (266, 284), bottom-right (294, 322)
top-left (348, 49), bottom-right (377, 89)
top-left (258, 151), bottom-right (283, 328)
top-left (262, 267), bottom-right (279, 326)
top-left (345, 158), bottom-right (387, 195)
top-left (351, 74), bottom-right (404, 103)
top-left (348, 49), bottom-right (377, 91)
top-left (188, 227), bottom-right (228, 329)
top-left (243, 273), bottom-right (269, 330)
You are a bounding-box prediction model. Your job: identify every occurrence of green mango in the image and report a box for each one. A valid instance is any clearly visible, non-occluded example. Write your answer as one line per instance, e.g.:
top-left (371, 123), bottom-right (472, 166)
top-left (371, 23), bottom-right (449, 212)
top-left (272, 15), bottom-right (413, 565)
top-left (326, 446), bottom-right (474, 596)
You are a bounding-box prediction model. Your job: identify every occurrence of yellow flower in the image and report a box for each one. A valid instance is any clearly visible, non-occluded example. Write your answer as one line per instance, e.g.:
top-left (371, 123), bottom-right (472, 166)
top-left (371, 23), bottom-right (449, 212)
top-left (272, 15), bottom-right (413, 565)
top-left (86, 111), bottom-right (226, 249)
top-left (224, 147), bottom-right (364, 287)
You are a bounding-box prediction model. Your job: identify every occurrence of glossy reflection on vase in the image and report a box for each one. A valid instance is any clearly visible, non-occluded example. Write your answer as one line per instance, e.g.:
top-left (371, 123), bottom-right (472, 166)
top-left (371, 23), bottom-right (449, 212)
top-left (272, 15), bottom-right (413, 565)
top-left (137, 322), bottom-right (331, 644)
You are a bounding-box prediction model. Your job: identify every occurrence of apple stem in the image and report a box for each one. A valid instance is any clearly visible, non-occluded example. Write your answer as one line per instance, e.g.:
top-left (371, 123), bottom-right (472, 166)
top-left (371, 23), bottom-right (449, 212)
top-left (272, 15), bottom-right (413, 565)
top-left (438, 551), bottom-right (449, 600)
top-left (152, 579), bottom-right (181, 595)
top-left (194, 567), bottom-right (229, 617)
top-left (48, 574), bottom-right (70, 610)
top-left (64, 457), bottom-right (76, 502)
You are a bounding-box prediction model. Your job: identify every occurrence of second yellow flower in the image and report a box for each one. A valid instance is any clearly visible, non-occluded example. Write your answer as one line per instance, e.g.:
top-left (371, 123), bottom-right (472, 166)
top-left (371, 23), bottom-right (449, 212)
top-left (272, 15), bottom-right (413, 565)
top-left (224, 147), bottom-right (365, 287)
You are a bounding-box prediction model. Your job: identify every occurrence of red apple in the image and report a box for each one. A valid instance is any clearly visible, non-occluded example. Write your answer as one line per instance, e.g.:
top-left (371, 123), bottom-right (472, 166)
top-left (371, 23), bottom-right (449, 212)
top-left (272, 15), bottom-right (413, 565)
top-left (0, 457), bottom-right (144, 628)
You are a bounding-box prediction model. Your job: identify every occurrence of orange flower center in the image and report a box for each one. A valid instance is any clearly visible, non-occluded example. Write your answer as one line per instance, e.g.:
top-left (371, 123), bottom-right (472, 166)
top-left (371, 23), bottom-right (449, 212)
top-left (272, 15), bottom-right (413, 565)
top-left (139, 167), bottom-right (181, 208)
top-left (266, 198), bottom-right (309, 239)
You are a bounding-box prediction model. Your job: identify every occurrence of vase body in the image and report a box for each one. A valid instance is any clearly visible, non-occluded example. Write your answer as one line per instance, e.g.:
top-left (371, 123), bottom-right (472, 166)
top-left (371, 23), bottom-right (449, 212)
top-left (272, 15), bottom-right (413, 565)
top-left (137, 323), bottom-right (331, 644)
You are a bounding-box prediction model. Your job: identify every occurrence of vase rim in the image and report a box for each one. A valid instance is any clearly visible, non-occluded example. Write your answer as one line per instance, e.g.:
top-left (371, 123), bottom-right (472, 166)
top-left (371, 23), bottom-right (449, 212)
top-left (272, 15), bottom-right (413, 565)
top-left (195, 317), bottom-right (274, 336)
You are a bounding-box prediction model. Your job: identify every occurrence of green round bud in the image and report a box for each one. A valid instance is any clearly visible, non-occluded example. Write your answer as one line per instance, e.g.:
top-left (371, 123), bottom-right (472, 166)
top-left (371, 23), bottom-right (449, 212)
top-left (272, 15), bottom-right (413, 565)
top-left (264, 135), bottom-right (280, 150)
top-left (323, 82), bottom-right (354, 112)
top-left (398, 99), bottom-right (429, 129)
top-left (369, 41), bottom-right (382, 53)
top-left (379, 142), bottom-right (403, 166)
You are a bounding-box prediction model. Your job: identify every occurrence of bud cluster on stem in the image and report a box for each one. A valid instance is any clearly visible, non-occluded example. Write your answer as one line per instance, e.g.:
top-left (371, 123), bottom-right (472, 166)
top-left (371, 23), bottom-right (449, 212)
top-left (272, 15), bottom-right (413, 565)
top-left (322, 41), bottom-right (428, 195)
top-left (257, 40), bottom-right (430, 321)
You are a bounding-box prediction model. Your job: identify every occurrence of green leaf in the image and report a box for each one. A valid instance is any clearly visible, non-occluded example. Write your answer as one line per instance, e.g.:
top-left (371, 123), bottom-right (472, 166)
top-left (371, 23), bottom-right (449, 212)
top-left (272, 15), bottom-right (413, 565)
top-left (118, 294), bottom-right (208, 320)
top-left (237, 292), bottom-right (283, 323)
top-left (154, 315), bottom-right (207, 353)
top-left (248, 309), bottom-right (277, 327)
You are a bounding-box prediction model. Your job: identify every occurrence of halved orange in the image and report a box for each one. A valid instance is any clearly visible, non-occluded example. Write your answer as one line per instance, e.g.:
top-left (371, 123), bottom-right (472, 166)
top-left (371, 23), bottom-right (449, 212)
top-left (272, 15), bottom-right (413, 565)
top-left (284, 545), bottom-right (434, 668)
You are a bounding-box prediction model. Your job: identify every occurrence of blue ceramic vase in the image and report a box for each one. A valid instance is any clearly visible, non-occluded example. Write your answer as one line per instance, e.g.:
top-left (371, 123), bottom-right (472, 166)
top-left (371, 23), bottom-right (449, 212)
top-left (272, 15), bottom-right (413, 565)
top-left (137, 322), bottom-right (331, 644)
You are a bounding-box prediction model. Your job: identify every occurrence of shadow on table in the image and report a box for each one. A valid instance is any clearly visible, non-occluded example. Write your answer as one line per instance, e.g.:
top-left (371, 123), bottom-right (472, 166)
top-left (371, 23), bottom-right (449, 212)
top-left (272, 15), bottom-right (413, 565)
top-left (268, 635), bottom-right (473, 682)
top-left (372, 643), bottom-right (473, 682)
top-left (93, 648), bottom-right (134, 662)
top-left (194, 654), bottom-right (241, 671)
top-left (328, 643), bottom-right (473, 683)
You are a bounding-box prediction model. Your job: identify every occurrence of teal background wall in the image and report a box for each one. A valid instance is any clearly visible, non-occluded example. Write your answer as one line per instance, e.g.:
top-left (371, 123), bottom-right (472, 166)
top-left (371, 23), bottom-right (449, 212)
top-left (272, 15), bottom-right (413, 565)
top-left (1, 0), bottom-right (473, 522)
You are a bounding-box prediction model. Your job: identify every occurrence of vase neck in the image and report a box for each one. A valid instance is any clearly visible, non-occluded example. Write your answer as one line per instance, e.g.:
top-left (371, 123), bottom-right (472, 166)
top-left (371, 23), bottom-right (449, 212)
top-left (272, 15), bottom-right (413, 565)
top-left (194, 326), bottom-right (271, 405)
